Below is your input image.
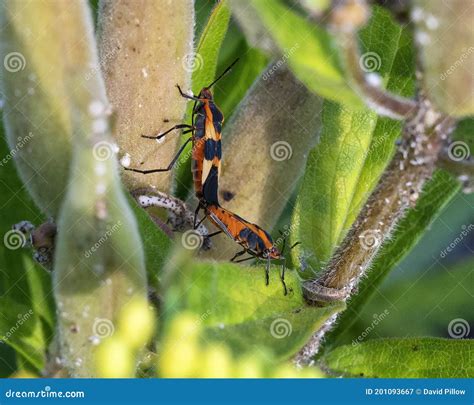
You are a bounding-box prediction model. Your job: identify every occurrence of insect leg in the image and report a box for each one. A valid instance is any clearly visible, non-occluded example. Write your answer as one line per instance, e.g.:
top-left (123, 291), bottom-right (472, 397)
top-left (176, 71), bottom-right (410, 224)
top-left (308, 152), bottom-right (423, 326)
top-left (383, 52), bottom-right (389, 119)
top-left (176, 85), bottom-right (201, 101)
top-left (280, 259), bottom-right (288, 296)
top-left (230, 250), bottom-right (247, 262)
top-left (142, 124), bottom-right (194, 141)
top-left (233, 256), bottom-right (257, 263)
top-left (193, 204), bottom-right (209, 230)
top-left (281, 235), bottom-right (287, 256)
top-left (206, 230), bottom-right (222, 238)
top-left (124, 137), bottom-right (192, 174)
top-left (233, 253), bottom-right (260, 265)
top-left (265, 258), bottom-right (270, 286)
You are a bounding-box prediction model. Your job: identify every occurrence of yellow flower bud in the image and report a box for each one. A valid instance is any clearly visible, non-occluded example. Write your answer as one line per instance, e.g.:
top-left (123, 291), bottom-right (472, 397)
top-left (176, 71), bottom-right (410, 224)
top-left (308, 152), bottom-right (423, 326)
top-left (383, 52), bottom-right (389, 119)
top-left (95, 337), bottom-right (135, 378)
top-left (117, 298), bottom-right (155, 349)
top-left (200, 345), bottom-right (232, 378)
top-left (234, 356), bottom-right (263, 378)
top-left (271, 364), bottom-right (301, 378)
top-left (159, 340), bottom-right (200, 378)
top-left (10, 370), bottom-right (38, 378)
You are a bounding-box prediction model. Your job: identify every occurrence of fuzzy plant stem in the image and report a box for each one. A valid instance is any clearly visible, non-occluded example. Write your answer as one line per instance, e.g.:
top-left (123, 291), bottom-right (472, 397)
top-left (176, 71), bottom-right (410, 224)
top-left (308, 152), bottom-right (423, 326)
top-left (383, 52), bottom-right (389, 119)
top-left (339, 33), bottom-right (417, 120)
top-left (437, 149), bottom-right (474, 191)
top-left (295, 98), bottom-right (456, 365)
top-left (294, 0), bottom-right (467, 365)
top-left (329, 0), bottom-right (416, 120)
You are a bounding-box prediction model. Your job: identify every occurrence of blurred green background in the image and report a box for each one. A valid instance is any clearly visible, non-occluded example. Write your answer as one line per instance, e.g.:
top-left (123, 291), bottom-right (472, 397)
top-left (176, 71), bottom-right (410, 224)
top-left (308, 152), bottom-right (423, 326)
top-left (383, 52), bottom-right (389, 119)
top-left (0, 0), bottom-right (472, 377)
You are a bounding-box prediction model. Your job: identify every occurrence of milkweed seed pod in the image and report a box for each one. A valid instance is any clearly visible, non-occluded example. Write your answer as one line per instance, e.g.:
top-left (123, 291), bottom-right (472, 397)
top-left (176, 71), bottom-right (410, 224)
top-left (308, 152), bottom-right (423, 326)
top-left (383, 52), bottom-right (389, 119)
top-left (98, 0), bottom-right (194, 193)
top-left (50, 1), bottom-right (147, 377)
top-left (412, 0), bottom-right (474, 117)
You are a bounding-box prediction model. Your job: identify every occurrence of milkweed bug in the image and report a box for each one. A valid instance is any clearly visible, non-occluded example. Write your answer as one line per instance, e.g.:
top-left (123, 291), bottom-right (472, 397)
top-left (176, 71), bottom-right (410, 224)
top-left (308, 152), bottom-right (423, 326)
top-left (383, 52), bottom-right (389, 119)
top-left (123, 59), bottom-right (239, 214)
top-left (200, 202), bottom-right (291, 294)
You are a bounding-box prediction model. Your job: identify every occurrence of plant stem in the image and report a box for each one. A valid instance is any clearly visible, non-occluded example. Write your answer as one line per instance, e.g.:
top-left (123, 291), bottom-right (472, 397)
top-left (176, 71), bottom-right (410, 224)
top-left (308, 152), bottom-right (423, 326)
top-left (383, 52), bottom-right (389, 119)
top-left (339, 33), bottom-right (417, 119)
top-left (296, 98), bottom-right (456, 365)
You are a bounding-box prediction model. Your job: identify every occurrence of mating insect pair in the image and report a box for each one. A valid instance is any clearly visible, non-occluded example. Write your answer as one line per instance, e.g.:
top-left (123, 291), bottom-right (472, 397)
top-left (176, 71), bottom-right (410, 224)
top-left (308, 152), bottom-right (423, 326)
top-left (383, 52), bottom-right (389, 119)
top-left (124, 60), bottom-right (292, 294)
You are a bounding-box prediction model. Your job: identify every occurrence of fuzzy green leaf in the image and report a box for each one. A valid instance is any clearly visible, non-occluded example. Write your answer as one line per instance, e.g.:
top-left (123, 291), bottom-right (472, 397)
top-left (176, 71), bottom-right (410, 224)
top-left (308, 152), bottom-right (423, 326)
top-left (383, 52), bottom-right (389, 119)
top-left (192, 0), bottom-right (231, 94)
top-left (250, 0), bottom-right (360, 106)
top-left (164, 257), bottom-right (344, 360)
top-left (291, 7), bottom-right (415, 273)
top-left (214, 39), bottom-right (268, 118)
top-left (322, 338), bottom-right (474, 378)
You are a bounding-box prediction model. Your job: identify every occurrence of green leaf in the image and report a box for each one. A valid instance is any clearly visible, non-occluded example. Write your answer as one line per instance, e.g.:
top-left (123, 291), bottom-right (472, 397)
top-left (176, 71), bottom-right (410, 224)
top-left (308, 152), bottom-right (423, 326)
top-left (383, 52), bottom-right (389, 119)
top-left (291, 103), bottom-right (378, 271)
top-left (326, 170), bottom-right (460, 348)
top-left (127, 196), bottom-right (172, 288)
top-left (192, 0), bottom-right (231, 94)
top-left (0, 343), bottom-right (15, 377)
top-left (291, 7), bottom-right (415, 273)
top-left (322, 337), bottom-right (474, 378)
top-left (164, 256), bottom-right (344, 360)
top-left (250, 0), bottom-right (360, 106)
top-left (343, 259), bottom-right (474, 340)
top-left (204, 303), bottom-right (341, 360)
top-left (0, 128), bottom-right (53, 371)
top-left (452, 117), bottom-right (474, 152)
top-left (0, 297), bottom-right (45, 369)
top-left (21, 255), bottom-right (55, 333)
top-left (214, 39), bottom-right (268, 118)
top-left (175, 0), bottom-right (231, 199)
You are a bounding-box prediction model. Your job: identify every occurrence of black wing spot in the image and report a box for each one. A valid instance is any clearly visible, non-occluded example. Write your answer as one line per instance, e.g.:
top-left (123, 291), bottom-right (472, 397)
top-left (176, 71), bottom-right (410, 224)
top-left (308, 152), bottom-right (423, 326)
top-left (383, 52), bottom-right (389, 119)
top-left (209, 103), bottom-right (224, 123)
top-left (204, 139), bottom-right (219, 160)
top-left (245, 231), bottom-right (259, 251)
top-left (239, 228), bottom-right (252, 240)
top-left (222, 190), bottom-right (235, 201)
top-left (202, 165), bottom-right (219, 205)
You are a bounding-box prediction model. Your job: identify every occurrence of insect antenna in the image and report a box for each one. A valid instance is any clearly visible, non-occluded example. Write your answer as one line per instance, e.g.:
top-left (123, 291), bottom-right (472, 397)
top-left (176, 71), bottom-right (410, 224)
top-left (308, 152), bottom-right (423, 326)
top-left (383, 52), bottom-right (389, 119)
top-left (206, 58), bottom-right (240, 89)
top-left (290, 241), bottom-right (301, 250)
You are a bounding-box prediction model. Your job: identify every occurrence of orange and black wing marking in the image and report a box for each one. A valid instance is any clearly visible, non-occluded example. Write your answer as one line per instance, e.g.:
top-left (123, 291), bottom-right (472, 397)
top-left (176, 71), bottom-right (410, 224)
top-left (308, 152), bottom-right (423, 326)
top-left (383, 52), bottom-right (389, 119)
top-left (206, 204), bottom-right (276, 257)
top-left (191, 97), bottom-right (223, 204)
top-left (200, 101), bottom-right (223, 204)
top-left (204, 203), bottom-right (287, 294)
top-left (122, 59), bottom-right (238, 196)
top-left (191, 105), bottom-right (206, 199)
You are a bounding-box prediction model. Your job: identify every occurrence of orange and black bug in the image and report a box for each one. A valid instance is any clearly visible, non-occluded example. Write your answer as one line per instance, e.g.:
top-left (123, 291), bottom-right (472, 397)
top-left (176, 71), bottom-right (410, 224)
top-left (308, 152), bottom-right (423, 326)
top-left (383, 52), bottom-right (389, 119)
top-left (124, 59), bottom-right (239, 218)
top-left (202, 202), bottom-right (292, 295)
